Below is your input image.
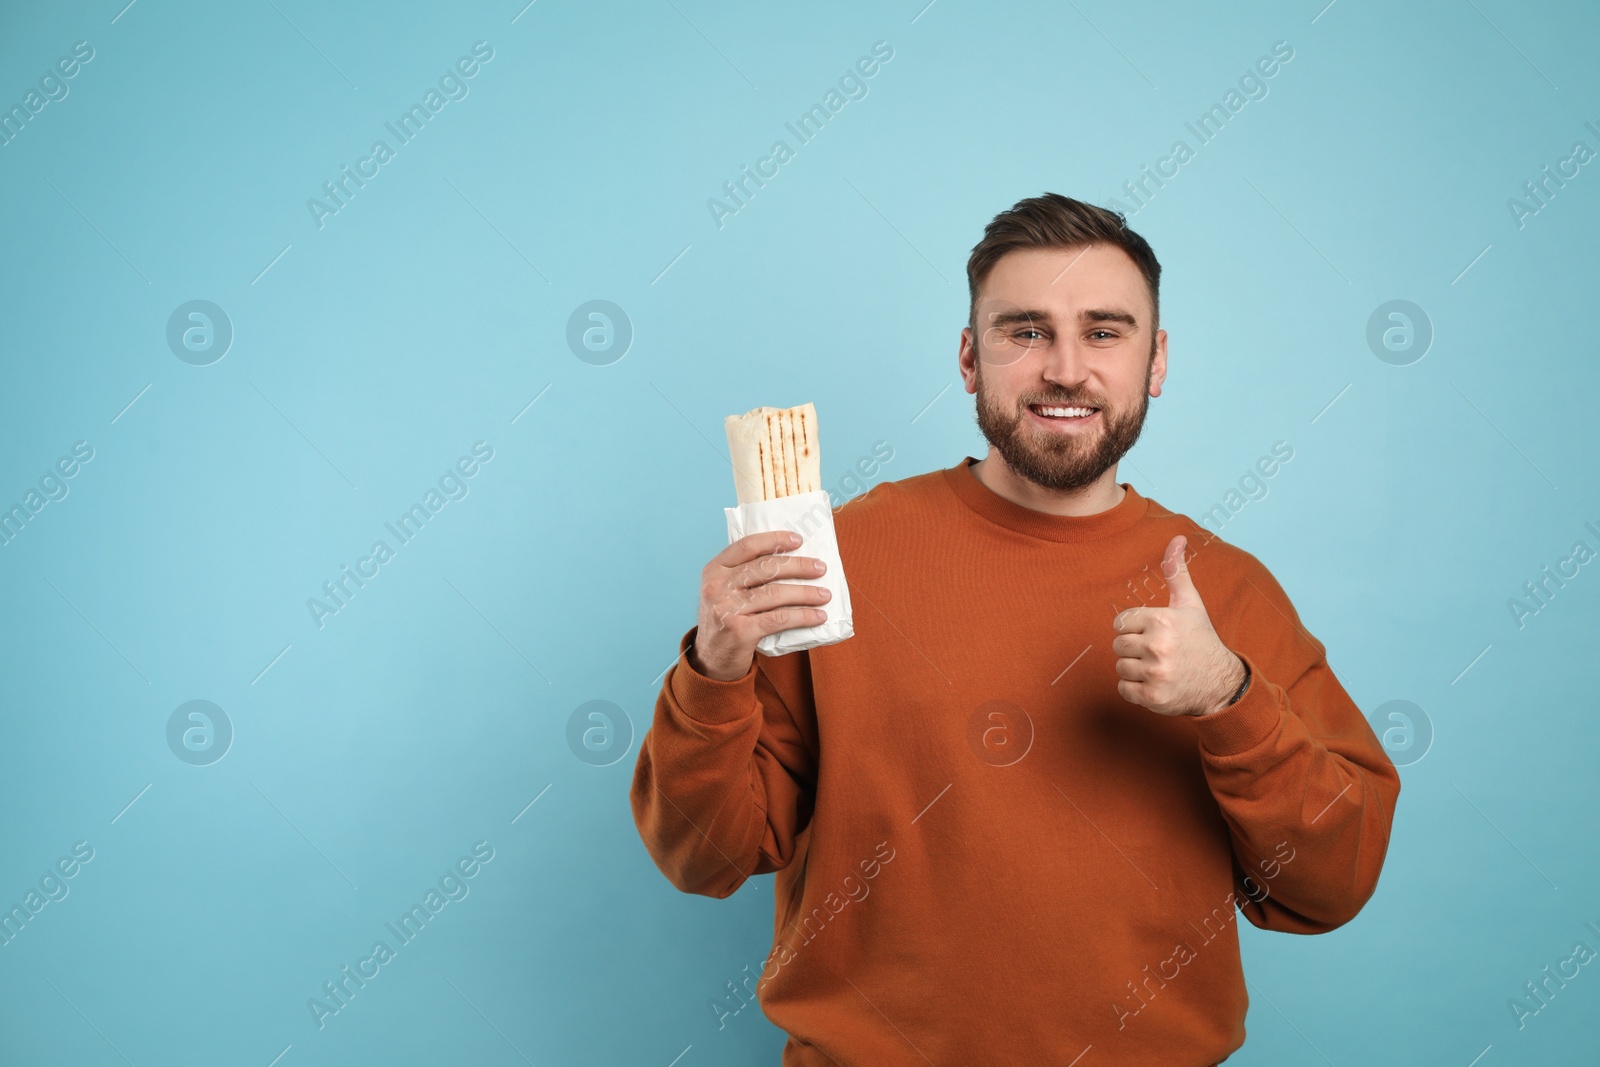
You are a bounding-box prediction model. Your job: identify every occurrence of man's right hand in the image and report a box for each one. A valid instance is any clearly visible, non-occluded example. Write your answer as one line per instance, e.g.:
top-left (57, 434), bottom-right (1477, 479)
top-left (689, 530), bottom-right (830, 681)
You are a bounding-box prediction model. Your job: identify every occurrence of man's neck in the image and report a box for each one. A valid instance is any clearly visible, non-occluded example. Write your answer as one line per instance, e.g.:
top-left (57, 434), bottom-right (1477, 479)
top-left (971, 450), bottom-right (1126, 517)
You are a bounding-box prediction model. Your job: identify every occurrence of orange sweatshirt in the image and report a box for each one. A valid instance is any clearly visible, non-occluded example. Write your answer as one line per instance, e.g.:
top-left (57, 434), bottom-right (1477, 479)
top-left (631, 456), bottom-right (1401, 1066)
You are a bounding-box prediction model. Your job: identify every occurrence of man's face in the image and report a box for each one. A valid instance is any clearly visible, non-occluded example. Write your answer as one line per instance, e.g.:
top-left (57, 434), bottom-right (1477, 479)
top-left (959, 244), bottom-right (1167, 493)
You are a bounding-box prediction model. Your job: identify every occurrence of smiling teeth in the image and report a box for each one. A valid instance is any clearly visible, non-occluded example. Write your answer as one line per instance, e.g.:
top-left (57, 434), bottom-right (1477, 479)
top-left (1035, 405), bottom-right (1095, 418)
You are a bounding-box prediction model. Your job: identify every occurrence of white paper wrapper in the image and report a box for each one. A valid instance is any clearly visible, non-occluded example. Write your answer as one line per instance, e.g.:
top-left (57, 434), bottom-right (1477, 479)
top-left (724, 489), bottom-right (854, 656)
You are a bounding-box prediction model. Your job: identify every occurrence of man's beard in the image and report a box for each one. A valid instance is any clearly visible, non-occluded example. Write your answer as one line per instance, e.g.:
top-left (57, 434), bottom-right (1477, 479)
top-left (973, 354), bottom-right (1152, 493)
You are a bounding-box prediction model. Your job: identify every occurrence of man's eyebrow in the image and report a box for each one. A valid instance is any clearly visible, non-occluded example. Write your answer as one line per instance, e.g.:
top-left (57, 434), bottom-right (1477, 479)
top-left (985, 308), bottom-right (1055, 328)
top-left (983, 307), bottom-right (1140, 328)
top-left (1079, 307), bottom-right (1140, 328)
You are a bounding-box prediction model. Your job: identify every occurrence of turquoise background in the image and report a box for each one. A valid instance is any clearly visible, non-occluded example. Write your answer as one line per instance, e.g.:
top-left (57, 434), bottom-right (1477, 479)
top-left (1, 0), bottom-right (1597, 1063)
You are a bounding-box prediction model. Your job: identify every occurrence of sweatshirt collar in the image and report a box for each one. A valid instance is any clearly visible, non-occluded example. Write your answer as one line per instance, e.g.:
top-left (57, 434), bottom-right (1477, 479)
top-left (942, 456), bottom-right (1149, 543)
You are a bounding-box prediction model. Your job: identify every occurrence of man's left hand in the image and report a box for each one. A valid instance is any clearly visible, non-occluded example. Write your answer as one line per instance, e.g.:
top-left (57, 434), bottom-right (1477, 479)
top-left (1112, 534), bottom-right (1246, 718)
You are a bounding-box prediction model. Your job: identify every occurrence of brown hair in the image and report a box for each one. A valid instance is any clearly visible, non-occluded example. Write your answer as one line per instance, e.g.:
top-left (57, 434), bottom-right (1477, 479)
top-left (966, 192), bottom-right (1162, 337)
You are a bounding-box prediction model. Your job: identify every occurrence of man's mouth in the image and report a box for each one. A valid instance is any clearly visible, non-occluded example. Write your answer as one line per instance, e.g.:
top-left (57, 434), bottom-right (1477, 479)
top-left (1027, 403), bottom-right (1099, 424)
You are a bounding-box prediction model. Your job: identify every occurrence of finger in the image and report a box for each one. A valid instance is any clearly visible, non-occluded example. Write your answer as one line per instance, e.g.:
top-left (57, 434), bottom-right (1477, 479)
top-left (1113, 656), bottom-right (1151, 682)
top-left (1162, 534), bottom-right (1203, 610)
top-left (716, 530), bottom-right (803, 570)
top-left (1109, 633), bottom-right (1148, 659)
top-left (752, 604), bottom-right (829, 635)
top-left (728, 553), bottom-right (826, 591)
top-left (721, 594), bottom-right (829, 634)
top-left (739, 580), bottom-right (832, 615)
top-left (716, 579), bottom-right (830, 626)
top-left (1113, 606), bottom-right (1152, 634)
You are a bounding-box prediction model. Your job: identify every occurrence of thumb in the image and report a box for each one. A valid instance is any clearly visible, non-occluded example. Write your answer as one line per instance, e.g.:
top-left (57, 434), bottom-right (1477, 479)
top-left (1162, 535), bottom-right (1203, 609)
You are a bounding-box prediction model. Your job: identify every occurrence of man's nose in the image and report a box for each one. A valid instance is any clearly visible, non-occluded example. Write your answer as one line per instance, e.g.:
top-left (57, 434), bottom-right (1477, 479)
top-left (1040, 338), bottom-right (1089, 388)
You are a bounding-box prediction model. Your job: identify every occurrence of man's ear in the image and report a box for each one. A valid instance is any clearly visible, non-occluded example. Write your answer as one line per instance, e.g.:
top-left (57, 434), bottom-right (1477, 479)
top-left (1149, 328), bottom-right (1168, 398)
top-left (959, 326), bottom-right (979, 394)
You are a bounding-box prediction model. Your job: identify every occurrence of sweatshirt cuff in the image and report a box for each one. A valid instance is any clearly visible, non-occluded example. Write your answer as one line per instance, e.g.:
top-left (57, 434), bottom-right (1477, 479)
top-left (1193, 650), bottom-right (1281, 757)
top-left (667, 625), bottom-right (761, 726)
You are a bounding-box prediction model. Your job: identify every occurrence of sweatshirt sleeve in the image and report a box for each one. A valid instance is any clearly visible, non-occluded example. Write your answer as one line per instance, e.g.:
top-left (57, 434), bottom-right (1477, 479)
top-left (1190, 550), bottom-right (1402, 934)
top-left (629, 625), bottom-right (820, 899)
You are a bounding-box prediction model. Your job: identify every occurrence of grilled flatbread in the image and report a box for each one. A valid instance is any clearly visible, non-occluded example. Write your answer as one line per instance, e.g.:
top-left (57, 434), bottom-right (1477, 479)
top-left (725, 402), bottom-right (822, 504)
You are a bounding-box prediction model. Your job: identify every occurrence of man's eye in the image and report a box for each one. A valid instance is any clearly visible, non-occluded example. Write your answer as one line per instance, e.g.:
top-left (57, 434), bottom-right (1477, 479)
top-left (1089, 330), bottom-right (1116, 340)
top-left (1016, 329), bottom-right (1045, 341)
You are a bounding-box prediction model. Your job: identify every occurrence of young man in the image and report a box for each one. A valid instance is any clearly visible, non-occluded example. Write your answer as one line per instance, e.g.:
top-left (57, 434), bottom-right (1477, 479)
top-left (630, 193), bottom-right (1400, 1066)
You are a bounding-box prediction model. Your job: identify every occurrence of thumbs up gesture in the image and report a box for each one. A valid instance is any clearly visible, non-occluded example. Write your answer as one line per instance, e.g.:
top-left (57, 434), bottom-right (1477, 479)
top-left (1112, 535), bottom-right (1248, 718)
